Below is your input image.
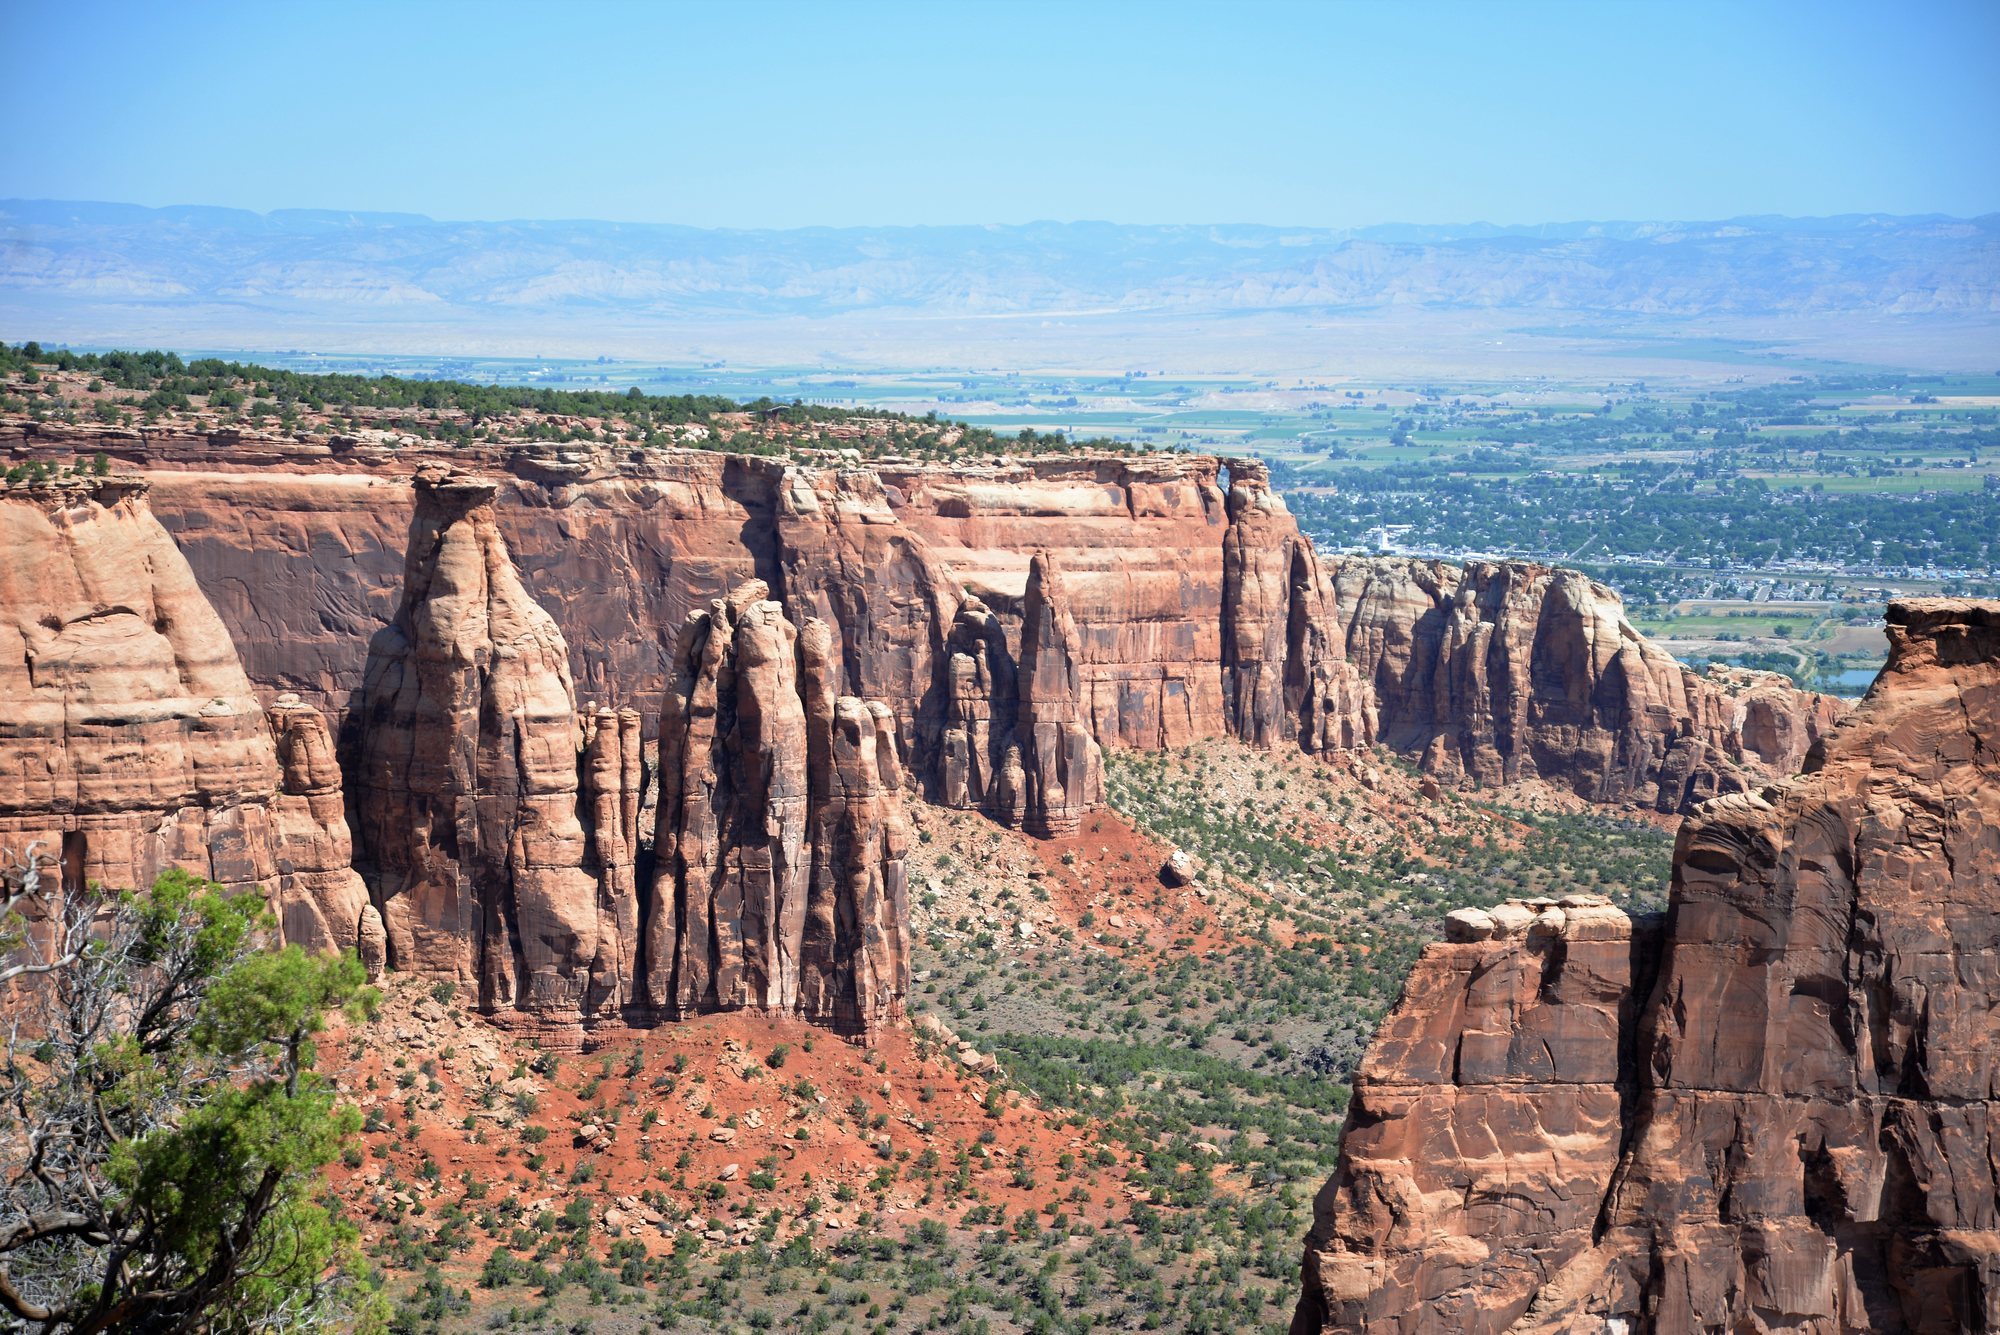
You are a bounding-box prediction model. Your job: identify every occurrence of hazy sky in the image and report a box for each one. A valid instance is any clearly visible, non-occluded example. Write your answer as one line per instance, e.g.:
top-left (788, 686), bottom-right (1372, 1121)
top-left (4, 0), bottom-right (1996, 228)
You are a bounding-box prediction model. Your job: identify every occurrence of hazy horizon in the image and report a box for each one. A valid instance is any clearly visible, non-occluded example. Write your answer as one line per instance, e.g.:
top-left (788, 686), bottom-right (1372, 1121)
top-left (11, 196), bottom-right (1996, 234)
top-left (7, 1), bottom-right (1997, 377)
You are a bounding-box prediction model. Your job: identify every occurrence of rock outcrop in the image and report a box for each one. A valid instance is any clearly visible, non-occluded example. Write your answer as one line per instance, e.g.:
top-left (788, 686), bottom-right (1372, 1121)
top-left (0, 476), bottom-right (281, 896)
top-left (1327, 557), bottom-right (1840, 811)
top-left (354, 468), bottom-right (633, 1019)
top-left (925, 555), bottom-right (1109, 837)
top-left (645, 581), bottom-right (909, 1037)
top-left (880, 453), bottom-right (1233, 751)
top-left (935, 596), bottom-right (1026, 824)
top-left (1294, 894), bottom-right (1660, 1334)
top-left (1015, 554), bottom-right (1105, 836)
top-left (1295, 599), bottom-right (2000, 1334)
top-left (268, 693), bottom-right (384, 971)
top-left (771, 464), bottom-right (964, 757)
top-left (0, 477), bottom-right (370, 957)
top-left (9, 432), bottom-right (1834, 823)
top-left (1221, 460), bottom-right (1371, 756)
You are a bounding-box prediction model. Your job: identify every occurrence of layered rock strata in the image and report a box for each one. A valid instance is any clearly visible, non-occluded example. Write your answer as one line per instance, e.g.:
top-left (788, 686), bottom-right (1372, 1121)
top-left (354, 468), bottom-right (634, 1017)
top-left (0, 477), bottom-right (370, 955)
top-left (880, 452), bottom-right (1233, 750)
top-left (645, 581), bottom-right (909, 1038)
top-left (1328, 557), bottom-right (1840, 811)
top-left (268, 694), bottom-right (384, 971)
top-left (1295, 599), bottom-right (2000, 1335)
top-left (6, 429), bottom-right (1834, 814)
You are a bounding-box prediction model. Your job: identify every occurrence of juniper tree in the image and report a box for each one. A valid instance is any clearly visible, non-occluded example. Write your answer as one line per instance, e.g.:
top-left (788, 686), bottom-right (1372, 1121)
top-left (0, 852), bottom-right (381, 1334)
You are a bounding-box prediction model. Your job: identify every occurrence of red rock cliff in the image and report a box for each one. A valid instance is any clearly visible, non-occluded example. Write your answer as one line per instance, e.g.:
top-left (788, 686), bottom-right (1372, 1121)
top-left (0, 476), bottom-right (375, 959)
top-left (1295, 893), bottom-right (1660, 1334)
top-left (4, 430), bottom-right (1833, 815)
top-left (1295, 599), bottom-right (2000, 1334)
top-left (646, 581), bottom-right (910, 1039)
top-left (1328, 557), bottom-right (1841, 811)
top-left (353, 468), bottom-right (637, 1019)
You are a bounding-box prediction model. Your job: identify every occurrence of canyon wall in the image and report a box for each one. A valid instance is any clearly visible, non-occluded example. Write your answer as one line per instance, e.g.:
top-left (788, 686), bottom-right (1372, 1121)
top-left (342, 468), bottom-right (914, 1035)
top-left (646, 583), bottom-right (910, 1039)
top-left (352, 467), bottom-right (635, 1017)
top-left (1328, 556), bottom-right (1842, 811)
top-left (1, 425), bottom-right (1832, 818)
top-left (0, 476), bottom-right (380, 959)
top-left (1295, 598), bottom-right (2000, 1335)
top-left (0, 428), bottom-right (1851, 1047)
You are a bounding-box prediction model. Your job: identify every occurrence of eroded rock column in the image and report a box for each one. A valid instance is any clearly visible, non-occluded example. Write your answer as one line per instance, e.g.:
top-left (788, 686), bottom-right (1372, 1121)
top-left (355, 468), bottom-right (627, 1019)
top-left (1017, 553), bottom-right (1105, 837)
top-left (1293, 895), bottom-right (1659, 1335)
top-left (268, 694), bottom-right (384, 973)
top-left (646, 581), bottom-right (910, 1039)
top-left (935, 596), bottom-right (1027, 825)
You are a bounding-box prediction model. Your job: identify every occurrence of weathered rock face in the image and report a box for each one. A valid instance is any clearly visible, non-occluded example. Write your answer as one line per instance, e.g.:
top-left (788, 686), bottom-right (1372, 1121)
top-left (579, 706), bottom-right (645, 1016)
top-left (15, 433), bottom-right (1830, 815)
top-left (354, 468), bottom-right (632, 1018)
top-left (0, 478), bottom-right (370, 961)
top-left (879, 453), bottom-right (1233, 751)
top-left (1576, 598), bottom-right (2000, 1334)
top-left (771, 464), bottom-right (964, 757)
top-left (798, 621), bottom-right (910, 1037)
top-left (1016, 554), bottom-right (1105, 836)
top-left (646, 582), bottom-right (909, 1037)
top-left (1294, 894), bottom-right (1660, 1334)
top-left (1221, 461), bottom-right (1371, 757)
top-left (0, 478), bottom-right (283, 896)
top-left (1295, 599), bottom-right (2000, 1334)
top-left (935, 596), bottom-right (1026, 824)
top-left (268, 694), bottom-right (384, 972)
top-left (1328, 557), bottom-right (1839, 811)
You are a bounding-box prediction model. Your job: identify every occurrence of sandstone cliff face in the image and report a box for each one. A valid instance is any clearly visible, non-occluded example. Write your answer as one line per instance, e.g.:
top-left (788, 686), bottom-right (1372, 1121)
top-left (1296, 894), bottom-right (1658, 1335)
top-left (1328, 557), bottom-right (1839, 811)
top-left (268, 694), bottom-right (384, 972)
top-left (1016, 555), bottom-right (1105, 836)
top-left (133, 443), bottom-right (779, 722)
top-left (771, 464), bottom-right (964, 756)
top-left (354, 469), bottom-right (632, 1018)
top-left (935, 596), bottom-right (1026, 825)
top-left (0, 478), bottom-right (372, 961)
top-left (12, 431), bottom-right (1831, 817)
top-left (0, 477), bottom-right (282, 898)
top-left (1221, 461), bottom-right (1371, 757)
top-left (879, 453), bottom-right (1232, 751)
top-left (1295, 599), bottom-right (2000, 1335)
top-left (646, 581), bottom-right (909, 1037)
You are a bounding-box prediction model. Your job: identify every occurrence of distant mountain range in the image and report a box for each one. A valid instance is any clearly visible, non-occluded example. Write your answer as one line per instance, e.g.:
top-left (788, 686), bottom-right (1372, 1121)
top-left (4, 200), bottom-right (1996, 325)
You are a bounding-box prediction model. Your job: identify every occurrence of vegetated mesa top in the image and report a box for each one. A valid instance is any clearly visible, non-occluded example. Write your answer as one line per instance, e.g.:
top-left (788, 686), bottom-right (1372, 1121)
top-left (0, 341), bottom-right (1146, 465)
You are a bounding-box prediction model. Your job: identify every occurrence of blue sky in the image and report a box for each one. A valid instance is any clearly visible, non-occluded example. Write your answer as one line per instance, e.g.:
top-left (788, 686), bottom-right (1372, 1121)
top-left (3, 0), bottom-right (1996, 228)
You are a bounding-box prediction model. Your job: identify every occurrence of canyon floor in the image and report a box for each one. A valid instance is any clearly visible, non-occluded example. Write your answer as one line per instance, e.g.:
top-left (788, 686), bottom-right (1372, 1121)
top-left (344, 739), bottom-right (1672, 1334)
